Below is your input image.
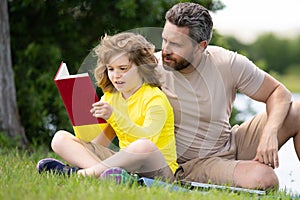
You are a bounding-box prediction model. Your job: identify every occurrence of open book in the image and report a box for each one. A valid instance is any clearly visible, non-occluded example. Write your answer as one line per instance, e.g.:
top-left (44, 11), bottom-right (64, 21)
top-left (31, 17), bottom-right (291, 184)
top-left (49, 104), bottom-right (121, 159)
top-left (54, 62), bottom-right (106, 142)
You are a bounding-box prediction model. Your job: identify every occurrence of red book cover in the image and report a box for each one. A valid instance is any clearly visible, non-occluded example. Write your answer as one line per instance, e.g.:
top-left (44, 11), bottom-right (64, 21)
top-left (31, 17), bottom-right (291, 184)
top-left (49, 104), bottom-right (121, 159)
top-left (54, 62), bottom-right (105, 140)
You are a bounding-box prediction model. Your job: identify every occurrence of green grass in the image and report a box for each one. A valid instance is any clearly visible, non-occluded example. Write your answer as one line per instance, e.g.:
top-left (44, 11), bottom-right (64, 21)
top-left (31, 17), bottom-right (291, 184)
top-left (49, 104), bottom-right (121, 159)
top-left (0, 147), bottom-right (297, 200)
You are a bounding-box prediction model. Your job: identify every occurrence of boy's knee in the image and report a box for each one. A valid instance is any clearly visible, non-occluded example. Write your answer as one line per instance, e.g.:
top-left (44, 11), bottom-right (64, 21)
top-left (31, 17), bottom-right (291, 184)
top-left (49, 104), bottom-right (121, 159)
top-left (128, 139), bottom-right (157, 154)
top-left (51, 130), bottom-right (72, 151)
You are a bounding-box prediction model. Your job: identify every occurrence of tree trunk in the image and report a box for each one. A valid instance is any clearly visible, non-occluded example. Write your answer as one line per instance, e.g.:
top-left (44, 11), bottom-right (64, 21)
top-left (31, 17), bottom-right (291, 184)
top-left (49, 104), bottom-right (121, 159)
top-left (0, 0), bottom-right (28, 147)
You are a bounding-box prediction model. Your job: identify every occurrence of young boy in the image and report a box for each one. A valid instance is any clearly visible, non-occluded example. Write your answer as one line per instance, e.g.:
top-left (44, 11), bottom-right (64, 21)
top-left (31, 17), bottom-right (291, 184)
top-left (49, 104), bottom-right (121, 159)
top-left (37, 32), bottom-right (178, 182)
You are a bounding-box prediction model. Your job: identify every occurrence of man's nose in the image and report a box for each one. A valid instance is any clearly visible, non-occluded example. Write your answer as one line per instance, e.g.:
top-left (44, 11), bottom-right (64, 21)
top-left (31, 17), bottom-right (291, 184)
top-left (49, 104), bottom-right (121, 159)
top-left (162, 43), bottom-right (172, 54)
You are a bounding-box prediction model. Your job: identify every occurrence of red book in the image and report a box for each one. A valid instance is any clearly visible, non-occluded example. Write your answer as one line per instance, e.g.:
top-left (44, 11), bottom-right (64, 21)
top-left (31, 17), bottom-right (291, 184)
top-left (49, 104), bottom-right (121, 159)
top-left (54, 62), bottom-right (106, 141)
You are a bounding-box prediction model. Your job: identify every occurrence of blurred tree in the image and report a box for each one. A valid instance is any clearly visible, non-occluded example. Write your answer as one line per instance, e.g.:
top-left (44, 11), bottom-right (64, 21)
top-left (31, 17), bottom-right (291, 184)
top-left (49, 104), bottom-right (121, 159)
top-left (0, 0), bottom-right (27, 147)
top-left (250, 33), bottom-right (289, 74)
top-left (286, 35), bottom-right (300, 72)
top-left (224, 35), bottom-right (269, 71)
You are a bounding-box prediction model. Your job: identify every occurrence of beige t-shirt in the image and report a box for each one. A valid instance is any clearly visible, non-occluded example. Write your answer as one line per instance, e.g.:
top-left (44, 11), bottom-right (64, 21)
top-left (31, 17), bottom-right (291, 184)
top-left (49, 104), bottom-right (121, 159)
top-left (156, 46), bottom-right (265, 164)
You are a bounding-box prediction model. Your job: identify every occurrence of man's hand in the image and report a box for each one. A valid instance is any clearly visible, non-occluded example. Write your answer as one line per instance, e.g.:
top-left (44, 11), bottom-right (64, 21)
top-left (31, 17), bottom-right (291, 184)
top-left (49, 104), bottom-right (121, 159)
top-left (250, 74), bottom-right (291, 169)
top-left (253, 124), bottom-right (279, 168)
top-left (90, 101), bottom-right (113, 120)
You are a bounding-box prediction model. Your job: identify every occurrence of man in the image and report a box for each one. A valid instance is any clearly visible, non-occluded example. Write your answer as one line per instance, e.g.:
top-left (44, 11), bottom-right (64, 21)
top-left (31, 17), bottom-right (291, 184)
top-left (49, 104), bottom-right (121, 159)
top-left (157, 2), bottom-right (300, 190)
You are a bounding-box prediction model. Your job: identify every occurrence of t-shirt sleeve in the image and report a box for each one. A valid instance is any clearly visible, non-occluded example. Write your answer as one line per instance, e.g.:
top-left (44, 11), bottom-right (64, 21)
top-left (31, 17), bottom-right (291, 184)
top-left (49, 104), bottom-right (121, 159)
top-left (230, 52), bottom-right (265, 96)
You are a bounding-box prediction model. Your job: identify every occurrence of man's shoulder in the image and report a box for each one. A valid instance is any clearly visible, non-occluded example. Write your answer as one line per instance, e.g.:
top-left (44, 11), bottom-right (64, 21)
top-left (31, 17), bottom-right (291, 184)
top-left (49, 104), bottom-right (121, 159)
top-left (206, 45), bottom-right (233, 55)
top-left (204, 45), bottom-right (239, 67)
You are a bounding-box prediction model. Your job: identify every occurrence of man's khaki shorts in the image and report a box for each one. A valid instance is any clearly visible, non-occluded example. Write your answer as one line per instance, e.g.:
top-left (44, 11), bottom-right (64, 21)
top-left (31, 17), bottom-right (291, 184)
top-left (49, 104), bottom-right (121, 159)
top-left (175, 112), bottom-right (267, 185)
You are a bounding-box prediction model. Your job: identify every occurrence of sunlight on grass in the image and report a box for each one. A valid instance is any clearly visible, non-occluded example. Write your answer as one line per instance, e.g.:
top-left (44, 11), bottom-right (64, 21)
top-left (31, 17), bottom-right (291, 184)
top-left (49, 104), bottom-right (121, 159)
top-left (0, 148), bottom-right (297, 200)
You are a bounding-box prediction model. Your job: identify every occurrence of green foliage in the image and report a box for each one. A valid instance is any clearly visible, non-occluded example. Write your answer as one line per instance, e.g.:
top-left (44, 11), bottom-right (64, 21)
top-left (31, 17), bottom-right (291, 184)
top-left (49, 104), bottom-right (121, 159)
top-left (0, 132), bottom-right (21, 148)
top-left (249, 33), bottom-right (290, 74)
top-left (9, 0), bottom-right (299, 146)
top-left (224, 33), bottom-right (300, 76)
top-left (13, 42), bottom-right (71, 144)
top-left (8, 0), bottom-right (222, 146)
top-left (229, 107), bottom-right (243, 126)
top-left (224, 33), bottom-right (300, 94)
top-left (271, 65), bottom-right (300, 93)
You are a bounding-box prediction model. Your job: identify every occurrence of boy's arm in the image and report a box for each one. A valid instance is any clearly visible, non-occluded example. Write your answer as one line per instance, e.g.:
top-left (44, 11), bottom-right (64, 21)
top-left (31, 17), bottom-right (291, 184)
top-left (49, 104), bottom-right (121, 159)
top-left (92, 124), bottom-right (116, 148)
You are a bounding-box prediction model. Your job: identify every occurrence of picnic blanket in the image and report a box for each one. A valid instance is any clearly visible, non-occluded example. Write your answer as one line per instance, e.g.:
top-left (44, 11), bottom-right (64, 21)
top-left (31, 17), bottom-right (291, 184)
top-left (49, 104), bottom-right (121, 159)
top-left (138, 177), bottom-right (266, 194)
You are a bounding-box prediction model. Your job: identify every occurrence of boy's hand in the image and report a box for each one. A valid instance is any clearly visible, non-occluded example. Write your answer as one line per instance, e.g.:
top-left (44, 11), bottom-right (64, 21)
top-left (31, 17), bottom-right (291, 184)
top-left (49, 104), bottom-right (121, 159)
top-left (90, 101), bottom-right (113, 120)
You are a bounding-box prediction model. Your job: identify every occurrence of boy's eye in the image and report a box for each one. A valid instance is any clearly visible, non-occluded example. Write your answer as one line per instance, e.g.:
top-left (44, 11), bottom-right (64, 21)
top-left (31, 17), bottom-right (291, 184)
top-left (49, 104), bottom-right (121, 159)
top-left (107, 65), bottom-right (131, 72)
top-left (120, 66), bottom-right (128, 71)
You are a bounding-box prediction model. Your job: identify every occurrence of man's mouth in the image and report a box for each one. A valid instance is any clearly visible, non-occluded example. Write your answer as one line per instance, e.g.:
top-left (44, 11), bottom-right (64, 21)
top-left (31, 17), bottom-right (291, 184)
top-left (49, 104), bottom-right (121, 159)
top-left (163, 55), bottom-right (174, 63)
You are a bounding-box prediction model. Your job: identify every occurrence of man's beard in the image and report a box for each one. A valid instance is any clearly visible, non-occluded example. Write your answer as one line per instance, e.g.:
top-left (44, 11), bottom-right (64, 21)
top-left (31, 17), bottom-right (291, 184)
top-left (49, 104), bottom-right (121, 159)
top-left (162, 54), bottom-right (191, 71)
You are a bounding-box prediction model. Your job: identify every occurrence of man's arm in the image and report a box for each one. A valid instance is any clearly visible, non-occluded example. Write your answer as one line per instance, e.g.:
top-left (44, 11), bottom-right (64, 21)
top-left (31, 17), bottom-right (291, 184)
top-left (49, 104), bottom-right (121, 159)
top-left (250, 73), bottom-right (292, 168)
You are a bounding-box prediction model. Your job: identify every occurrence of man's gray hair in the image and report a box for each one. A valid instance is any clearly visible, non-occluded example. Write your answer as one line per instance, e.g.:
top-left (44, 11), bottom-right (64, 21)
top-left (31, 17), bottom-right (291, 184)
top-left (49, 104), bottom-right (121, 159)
top-left (165, 2), bottom-right (213, 44)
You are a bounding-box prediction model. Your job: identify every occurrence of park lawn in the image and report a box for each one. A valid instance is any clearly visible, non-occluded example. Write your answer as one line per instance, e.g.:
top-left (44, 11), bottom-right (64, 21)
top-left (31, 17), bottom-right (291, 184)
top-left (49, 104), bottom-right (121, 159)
top-left (0, 147), bottom-right (295, 200)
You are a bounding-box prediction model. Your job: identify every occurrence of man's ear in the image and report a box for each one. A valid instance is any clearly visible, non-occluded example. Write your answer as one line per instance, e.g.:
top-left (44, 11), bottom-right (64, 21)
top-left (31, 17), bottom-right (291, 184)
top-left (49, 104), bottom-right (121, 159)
top-left (199, 40), bottom-right (208, 50)
top-left (194, 40), bottom-right (207, 53)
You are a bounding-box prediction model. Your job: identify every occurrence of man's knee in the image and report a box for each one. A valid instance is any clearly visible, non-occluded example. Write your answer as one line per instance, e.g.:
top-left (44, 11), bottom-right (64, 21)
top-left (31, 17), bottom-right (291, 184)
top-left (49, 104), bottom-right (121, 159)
top-left (292, 101), bottom-right (300, 121)
top-left (234, 162), bottom-right (279, 190)
top-left (283, 101), bottom-right (300, 135)
top-left (253, 166), bottom-right (279, 190)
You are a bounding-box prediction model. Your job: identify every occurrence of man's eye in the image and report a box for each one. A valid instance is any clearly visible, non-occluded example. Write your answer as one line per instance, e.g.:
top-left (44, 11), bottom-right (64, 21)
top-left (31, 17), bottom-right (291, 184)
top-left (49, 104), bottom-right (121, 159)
top-left (171, 42), bottom-right (180, 47)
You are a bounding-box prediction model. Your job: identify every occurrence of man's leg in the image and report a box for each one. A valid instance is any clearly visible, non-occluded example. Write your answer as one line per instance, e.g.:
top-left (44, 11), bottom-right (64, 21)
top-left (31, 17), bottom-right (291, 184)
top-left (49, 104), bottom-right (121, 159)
top-left (233, 101), bottom-right (300, 189)
top-left (233, 160), bottom-right (279, 189)
top-left (277, 101), bottom-right (300, 158)
top-left (78, 139), bottom-right (173, 181)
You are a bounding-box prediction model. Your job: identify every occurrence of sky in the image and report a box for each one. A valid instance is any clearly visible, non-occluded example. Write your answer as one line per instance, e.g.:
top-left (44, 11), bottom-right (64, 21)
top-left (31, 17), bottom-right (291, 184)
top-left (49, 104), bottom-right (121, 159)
top-left (210, 0), bottom-right (300, 43)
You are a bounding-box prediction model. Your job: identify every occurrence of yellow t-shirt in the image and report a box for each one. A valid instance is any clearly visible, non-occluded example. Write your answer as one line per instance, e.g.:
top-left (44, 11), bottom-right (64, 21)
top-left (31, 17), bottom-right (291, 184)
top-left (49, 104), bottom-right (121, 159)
top-left (102, 84), bottom-right (178, 173)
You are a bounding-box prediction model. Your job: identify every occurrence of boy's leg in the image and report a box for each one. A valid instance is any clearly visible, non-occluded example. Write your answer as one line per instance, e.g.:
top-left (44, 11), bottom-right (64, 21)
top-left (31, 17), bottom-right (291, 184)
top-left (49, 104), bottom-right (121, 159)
top-left (78, 139), bottom-right (174, 181)
top-left (51, 130), bottom-right (114, 168)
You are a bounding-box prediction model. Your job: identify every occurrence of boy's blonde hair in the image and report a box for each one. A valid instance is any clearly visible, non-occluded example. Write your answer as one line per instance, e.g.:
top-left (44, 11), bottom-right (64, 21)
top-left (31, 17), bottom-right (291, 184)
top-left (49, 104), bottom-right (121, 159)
top-left (94, 32), bottom-right (160, 92)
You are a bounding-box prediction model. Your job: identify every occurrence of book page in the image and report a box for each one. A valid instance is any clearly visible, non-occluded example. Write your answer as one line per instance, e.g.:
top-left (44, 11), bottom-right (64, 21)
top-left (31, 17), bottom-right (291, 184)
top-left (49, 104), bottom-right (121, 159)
top-left (55, 62), bottom-right (88, 80)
